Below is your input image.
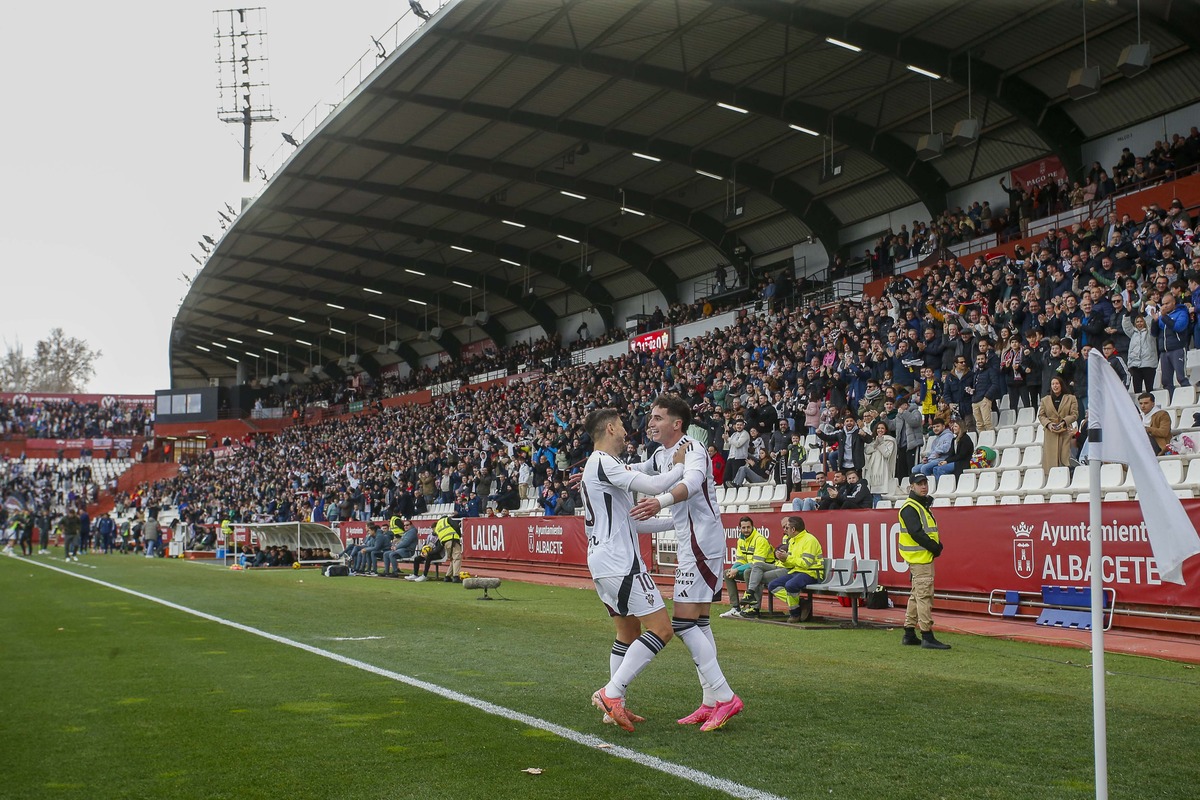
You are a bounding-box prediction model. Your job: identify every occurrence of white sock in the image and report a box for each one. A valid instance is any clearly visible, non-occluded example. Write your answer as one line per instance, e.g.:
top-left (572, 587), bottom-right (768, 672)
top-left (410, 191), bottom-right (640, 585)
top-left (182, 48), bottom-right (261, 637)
top-left (674, 617), bottom-right (733, 703)
top-left (696, 616), bottom-right (717, 706)
top-left (604, 631), bottom-right (666, 698)
top-left (609, 640), bottom-right (629, 679)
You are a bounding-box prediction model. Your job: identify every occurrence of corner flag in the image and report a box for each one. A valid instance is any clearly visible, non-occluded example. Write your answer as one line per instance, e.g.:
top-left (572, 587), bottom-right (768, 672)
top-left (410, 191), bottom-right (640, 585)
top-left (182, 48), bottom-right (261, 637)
top-left (1087, 350), bottom-right (1200, 584)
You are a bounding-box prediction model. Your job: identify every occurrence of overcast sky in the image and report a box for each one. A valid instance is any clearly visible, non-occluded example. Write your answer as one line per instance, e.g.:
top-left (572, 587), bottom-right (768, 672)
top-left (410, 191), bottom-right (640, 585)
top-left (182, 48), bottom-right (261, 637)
top-left (0, 2), bottom-right (419, 394)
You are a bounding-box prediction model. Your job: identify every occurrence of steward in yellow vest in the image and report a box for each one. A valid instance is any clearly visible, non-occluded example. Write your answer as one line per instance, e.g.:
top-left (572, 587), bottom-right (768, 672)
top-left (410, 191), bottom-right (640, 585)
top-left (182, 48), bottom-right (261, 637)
top-left (897, 473), bottom-right (950, 649)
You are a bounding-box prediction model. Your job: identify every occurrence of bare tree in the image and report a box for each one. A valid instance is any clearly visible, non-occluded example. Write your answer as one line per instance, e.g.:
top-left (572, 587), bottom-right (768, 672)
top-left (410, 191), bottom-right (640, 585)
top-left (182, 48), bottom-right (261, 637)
top-left (0, 339), bottom-right (34, 391)
top-left (0, 329), bottom-right (101, 393)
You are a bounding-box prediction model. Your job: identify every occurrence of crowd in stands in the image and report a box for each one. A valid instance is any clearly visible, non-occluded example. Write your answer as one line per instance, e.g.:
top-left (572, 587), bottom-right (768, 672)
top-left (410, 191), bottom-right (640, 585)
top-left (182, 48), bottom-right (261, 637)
top-left (7, 145), bottom-right (1199, 544)
top-left (865, 127), bottom-right (1200, 278)
top-left (0, 398), bottom-right (153, 440)
top-left (145, 190), bottom-right (1195, 522)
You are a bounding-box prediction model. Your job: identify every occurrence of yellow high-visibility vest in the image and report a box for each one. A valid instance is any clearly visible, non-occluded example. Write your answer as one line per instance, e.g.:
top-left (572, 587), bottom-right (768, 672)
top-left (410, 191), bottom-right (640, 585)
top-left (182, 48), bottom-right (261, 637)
top-left (434, 517), bottom-right (460, 544)
top-left (897, 497), bottom-right (939, 565)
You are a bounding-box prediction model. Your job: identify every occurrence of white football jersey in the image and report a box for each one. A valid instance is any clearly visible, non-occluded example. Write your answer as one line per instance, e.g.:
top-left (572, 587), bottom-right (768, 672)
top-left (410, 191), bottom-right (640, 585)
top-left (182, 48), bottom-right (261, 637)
top-left (650, 435), bottom-right (725, 559)
top-left (581, 450), bottom-right (654, 579)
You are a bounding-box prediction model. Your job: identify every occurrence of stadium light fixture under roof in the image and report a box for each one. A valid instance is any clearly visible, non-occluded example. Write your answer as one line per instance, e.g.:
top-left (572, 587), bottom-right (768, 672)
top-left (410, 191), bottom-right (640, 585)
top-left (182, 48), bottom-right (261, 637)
top-left (452, 280), bottom-right (472, 288)
top-left (330, 327), bottom-right (346, 335)
top-left (288, 316), bottom-right (306, 323)
top-left (296, 338), bottom-right (312, 346)
top-left (557, 234), bottom-right (580, 243)
top-left (226, 337), bottom-right (243, 343)
top-left (695, 169), bottom-right (723, 180)
top-left (405, 268), bottom-right (426, 276)
top-left (211, 341), bottom-right (227, 348)
top-left (263, 347), bottom-right (279, 354)
top-left (225, 356), bottom-right (239, 363)
top-left (907, 65), bottom-right (941, 79)
top-left (363, 287), bottom-right (382, 295)
top-left (256, 328), bottom-right (274, 335)
top-left (196, 345), bottom-right (211, 352)
top-left (631, 152), bottom-right (661, 162)
top-left (825, 37), bottom-right (861, 52)
top-left (560, 190), bottom-right (586, 200)
top-left (407, 299), bottom-right (427, 306)
top-left (326, 302), bottom-right (345, 310)
top-left (500, 258), bottom-right (521, 266)
top-left (501, 219), bottom-right (525, 228)
top-left (716, 102), bottom-right (748, 114)
top-left (450, 245), bottom-right (472, 253)
top-left (245, 352), bottom-right (260, 358)
top-left (368, 313), bottom-right (386, 321)
top-left (621, 207), bottom-right (646, 216)
top-left (789, 124), bottom-right (819, 136)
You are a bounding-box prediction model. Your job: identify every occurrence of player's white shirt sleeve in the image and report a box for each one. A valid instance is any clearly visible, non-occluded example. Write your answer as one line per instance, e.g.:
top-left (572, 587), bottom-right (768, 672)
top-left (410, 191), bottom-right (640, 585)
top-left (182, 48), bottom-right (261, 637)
top-left (626, 458), bottom-right (658, 475)
top-left (678, 440), bottom-right (709, 499)
top-left (635, 516), bottom-right (676, 534)
top-left (608, 462), bottom-right (683, 495)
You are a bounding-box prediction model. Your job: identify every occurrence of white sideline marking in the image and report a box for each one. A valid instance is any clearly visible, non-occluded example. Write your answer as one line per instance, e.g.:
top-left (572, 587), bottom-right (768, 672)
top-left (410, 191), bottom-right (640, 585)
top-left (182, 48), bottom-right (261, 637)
top-left (324, 636), bottom-right (385, 641)
top-left (22, 560), bottom-right (786, 800)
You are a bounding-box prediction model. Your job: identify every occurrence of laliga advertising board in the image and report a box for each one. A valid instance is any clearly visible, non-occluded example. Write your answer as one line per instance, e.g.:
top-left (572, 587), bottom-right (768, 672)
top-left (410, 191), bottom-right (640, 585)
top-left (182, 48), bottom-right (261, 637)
top-left (776, 503), bottom-right (1200, 609)
top-left (463, 517), bottom-right (654, 570)
top-left (463, 502), bottom-right (1200, 611)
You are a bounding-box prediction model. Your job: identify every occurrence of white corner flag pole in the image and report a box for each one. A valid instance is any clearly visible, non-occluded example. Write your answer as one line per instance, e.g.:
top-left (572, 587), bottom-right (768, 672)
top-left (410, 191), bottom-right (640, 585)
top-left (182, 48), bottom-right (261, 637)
top-left (1087, 427), bottom-right (1108, 800)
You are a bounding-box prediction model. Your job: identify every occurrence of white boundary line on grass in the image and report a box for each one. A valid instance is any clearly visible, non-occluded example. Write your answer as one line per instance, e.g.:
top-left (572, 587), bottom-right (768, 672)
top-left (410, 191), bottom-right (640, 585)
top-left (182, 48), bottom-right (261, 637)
top-left (24, 560), bottom-right (787, 800)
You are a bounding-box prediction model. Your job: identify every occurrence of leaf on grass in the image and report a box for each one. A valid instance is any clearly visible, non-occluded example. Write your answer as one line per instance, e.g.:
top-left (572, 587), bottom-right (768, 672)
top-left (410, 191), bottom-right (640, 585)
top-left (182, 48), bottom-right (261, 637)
top-left (596, 743), bottom-right (612, 749)
top-left (521, 768), bottom-right (544, 775)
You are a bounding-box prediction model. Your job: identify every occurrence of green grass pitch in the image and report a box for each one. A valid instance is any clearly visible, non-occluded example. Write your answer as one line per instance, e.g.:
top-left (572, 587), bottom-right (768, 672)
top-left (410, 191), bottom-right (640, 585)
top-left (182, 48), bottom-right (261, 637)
top-left (2, 555), bottom-right (1198, 799)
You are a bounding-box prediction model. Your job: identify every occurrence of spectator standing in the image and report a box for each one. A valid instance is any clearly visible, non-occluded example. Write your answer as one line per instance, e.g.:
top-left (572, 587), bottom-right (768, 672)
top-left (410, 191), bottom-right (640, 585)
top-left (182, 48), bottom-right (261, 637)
top-left (724, 419), bottom-right (750, 483)
top-left (967, 351), bottom-right (1002, 432)
top-left (1149, 291), bottom-right (1190, 398)
top-left (1038, 377), bottom-right (1078, 470)
top-left (863, 420), bottom-right (896, 504)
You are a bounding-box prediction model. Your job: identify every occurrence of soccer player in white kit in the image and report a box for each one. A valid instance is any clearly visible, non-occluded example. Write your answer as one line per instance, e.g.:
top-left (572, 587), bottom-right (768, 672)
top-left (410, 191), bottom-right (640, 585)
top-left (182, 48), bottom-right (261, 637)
top-left (582, 408), bottom-right (686, 732)
top-left (631, 394), bottom-right (744, 732)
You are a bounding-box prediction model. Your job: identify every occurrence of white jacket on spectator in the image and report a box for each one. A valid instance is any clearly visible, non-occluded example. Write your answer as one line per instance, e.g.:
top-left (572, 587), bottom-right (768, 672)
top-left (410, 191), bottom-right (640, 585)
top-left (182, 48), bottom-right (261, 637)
top-left (727, 429), bottom-right (750, 459)
top-left (1122, 313), bottom-right (1158, 368)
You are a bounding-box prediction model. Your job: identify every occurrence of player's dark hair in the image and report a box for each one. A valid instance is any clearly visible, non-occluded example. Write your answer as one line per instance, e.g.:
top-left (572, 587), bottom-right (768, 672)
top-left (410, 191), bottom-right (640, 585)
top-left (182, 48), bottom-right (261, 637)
top-left (652, 393), bottom-right (692, 429)
top-left (585, 408), bottom-right (621, 442)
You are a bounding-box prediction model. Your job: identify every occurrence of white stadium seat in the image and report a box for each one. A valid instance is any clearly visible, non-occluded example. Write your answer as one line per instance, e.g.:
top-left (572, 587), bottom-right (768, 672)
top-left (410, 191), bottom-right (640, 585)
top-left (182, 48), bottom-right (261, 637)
top-left (975, 495), bottom-right (997, 506)
top-left (994, 428), bottom-right (1015, 449)
top-left (1013, 426), bottom-right (1035, 447)
top-left (956, 472), bottom-right (977, 495)
top-left (975, 430), bottom-right (997, 449)
top-left (1024, 494), bottom-right (1046, 504)
top-left (1000, 494), bottom-right (1021, 505)
top-left (932, 474), bottom-right (956, 497)
top-left (1015, 407), bottom-right (1036, 427)
top-left (1043, 466), bottom-right (1071, 493)
top-left (1160, 459), bottom-right (1184, 488)
top-left (1019, 445), bottom-right (1043, 469)
top-left (998, 447), bottom-right (1021, 470)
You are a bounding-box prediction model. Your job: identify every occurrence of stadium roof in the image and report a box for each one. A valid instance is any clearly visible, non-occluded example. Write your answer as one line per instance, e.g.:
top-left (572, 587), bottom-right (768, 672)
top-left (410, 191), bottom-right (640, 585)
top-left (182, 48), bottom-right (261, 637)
top-left (171, 0), bottom-right (1200, 386)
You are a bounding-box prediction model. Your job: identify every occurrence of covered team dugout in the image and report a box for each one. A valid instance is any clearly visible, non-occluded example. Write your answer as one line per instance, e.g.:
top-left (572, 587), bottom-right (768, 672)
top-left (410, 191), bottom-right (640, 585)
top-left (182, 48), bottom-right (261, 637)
top-left (240, 522), bottom-right (343, 565)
